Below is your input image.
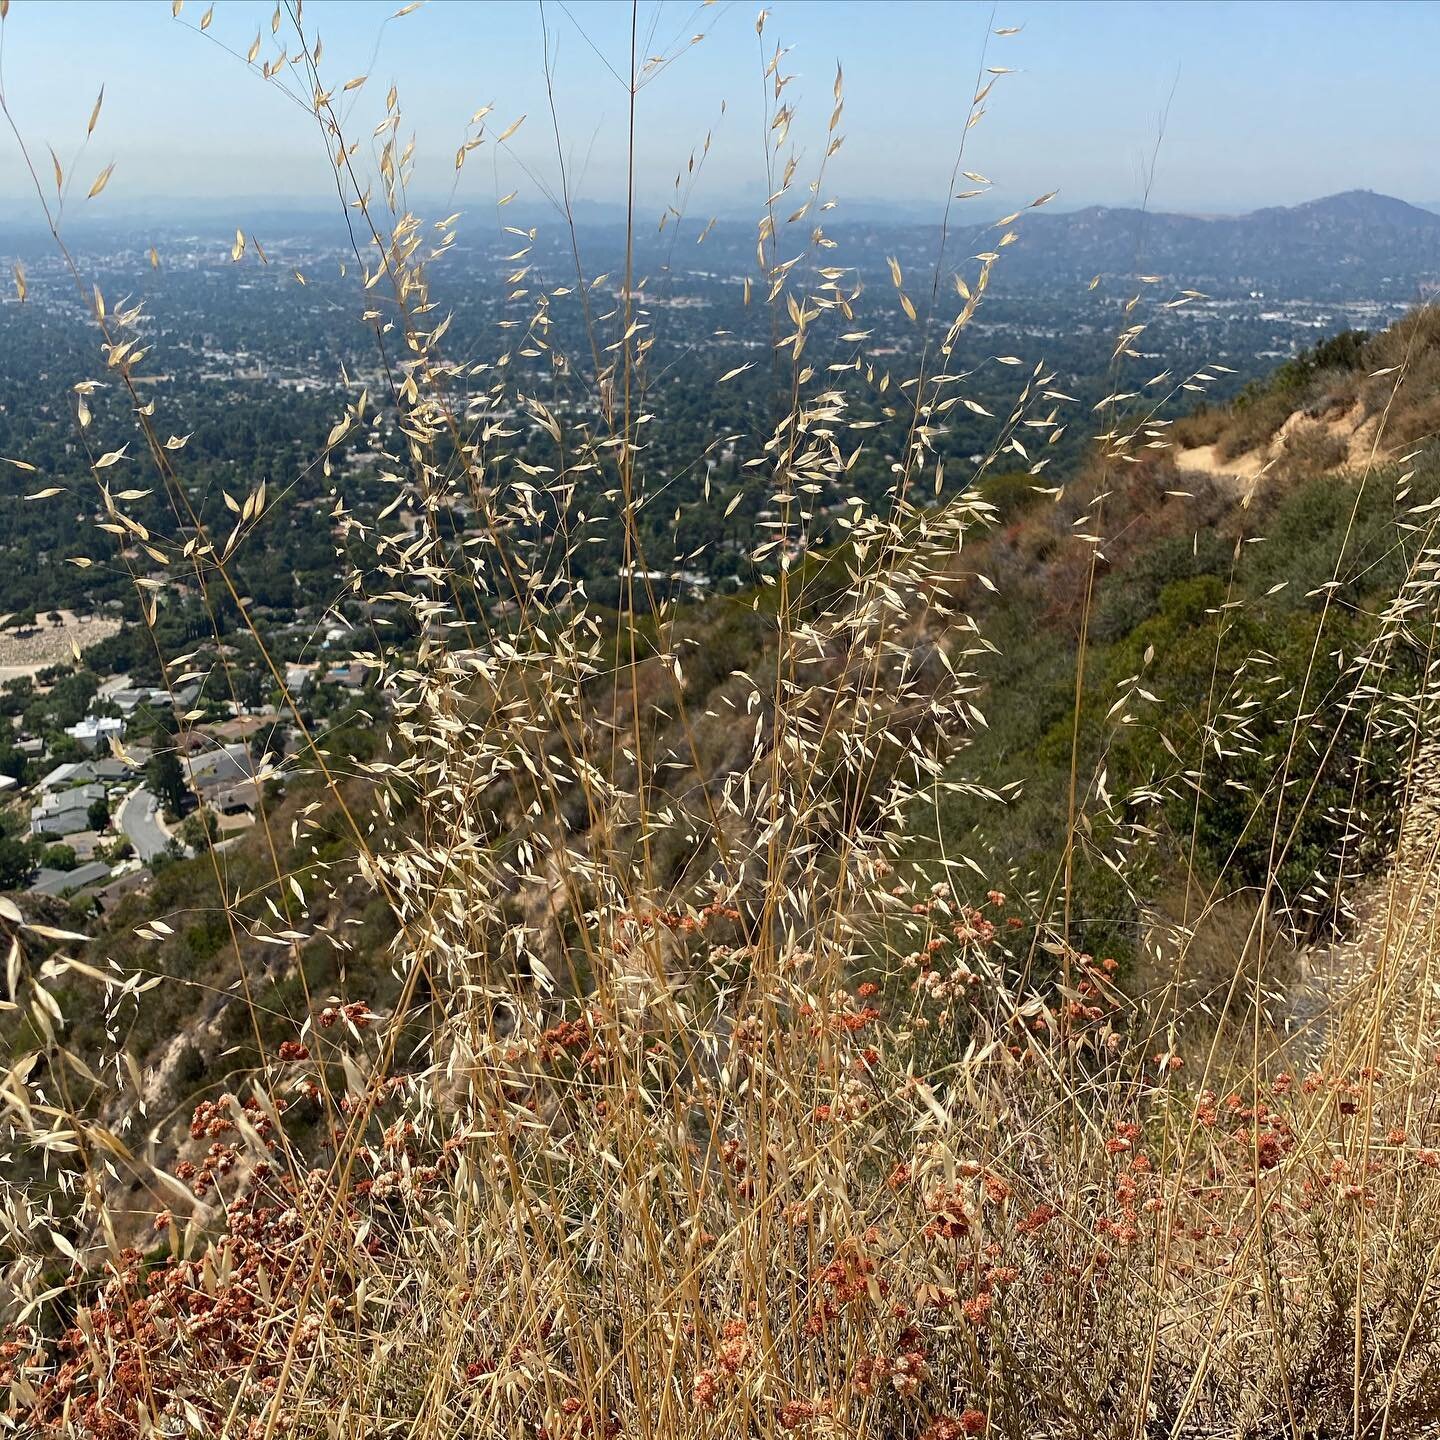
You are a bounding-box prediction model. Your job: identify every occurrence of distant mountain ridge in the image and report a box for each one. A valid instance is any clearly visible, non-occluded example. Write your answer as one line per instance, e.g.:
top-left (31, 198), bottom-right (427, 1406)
top-left (1000, 190), bottom-right (1440, 296)
top-left (3, 188), bottom-right (1435, 301)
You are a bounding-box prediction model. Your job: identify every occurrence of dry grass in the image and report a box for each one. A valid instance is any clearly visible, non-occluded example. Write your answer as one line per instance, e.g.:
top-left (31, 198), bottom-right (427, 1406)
top-left (4, 7), bottom-right (1440, 1439)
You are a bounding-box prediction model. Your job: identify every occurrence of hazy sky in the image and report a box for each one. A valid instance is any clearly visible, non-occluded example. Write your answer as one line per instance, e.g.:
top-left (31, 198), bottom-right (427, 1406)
top-left (0, 0), bottom-right (1435, 224)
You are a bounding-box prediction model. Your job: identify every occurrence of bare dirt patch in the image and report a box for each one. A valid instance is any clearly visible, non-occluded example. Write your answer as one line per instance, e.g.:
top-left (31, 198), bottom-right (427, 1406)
top-left (1173, 396), bottom-right (1393, 497)
top-left (1172, 441), bottom-right (1267, 489)
top-left (0, 609), bottom-right (121, 684)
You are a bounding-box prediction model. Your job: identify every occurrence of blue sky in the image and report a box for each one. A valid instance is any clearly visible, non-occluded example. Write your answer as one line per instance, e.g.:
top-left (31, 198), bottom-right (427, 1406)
top-left (0, 0), bottom-right (1435, 222)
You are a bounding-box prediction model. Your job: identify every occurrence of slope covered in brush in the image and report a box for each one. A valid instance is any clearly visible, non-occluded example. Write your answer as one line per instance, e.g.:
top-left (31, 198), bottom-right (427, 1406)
top-left (5, 312), bottom-right (1436, 1246)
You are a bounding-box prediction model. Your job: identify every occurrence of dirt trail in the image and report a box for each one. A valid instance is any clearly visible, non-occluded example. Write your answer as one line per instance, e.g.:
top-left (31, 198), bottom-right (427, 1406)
top-left (1172, 397), bottom-right (1389, 498)
top-left (1171, 442), bottom-right (1266, 491)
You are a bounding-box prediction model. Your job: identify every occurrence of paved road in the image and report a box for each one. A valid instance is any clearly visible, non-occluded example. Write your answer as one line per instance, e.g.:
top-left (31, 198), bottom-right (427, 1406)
top-left (117, 786), bottom-right (172, 861)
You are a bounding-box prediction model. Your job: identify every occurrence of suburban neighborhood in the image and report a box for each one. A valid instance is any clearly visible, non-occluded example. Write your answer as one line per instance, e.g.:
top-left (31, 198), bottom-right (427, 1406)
top-left (0, 614), bottom-right (298, 910)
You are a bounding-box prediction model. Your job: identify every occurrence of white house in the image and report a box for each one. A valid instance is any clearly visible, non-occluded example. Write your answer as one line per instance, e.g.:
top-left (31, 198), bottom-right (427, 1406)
top-left (64, 716), bottom-right (125, 754)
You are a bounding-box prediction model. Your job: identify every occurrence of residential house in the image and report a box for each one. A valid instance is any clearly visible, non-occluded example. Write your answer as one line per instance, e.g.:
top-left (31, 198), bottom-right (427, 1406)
top-left (28, 861), bottom-right (112, 898)
top-left (38, 761), bottom-right (83, 792)
top-left (321, 661), bottom-right (369, 691)
top-left (65, 716), bottom-right (125, 754)
top-left (31, 783), bottom-right (107, 838)
top-left (211, 779), bottom-right (264, 815)
top-left (186, 744), bottom-right (256, 797)
top-left (38, 757), bottom-right (132, 791)
top-left (285, 663), bottom-right (316, 694)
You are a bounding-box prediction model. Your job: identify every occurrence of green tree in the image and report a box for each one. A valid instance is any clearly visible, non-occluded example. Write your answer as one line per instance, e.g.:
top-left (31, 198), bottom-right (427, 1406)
top-left (0, 837), bottom-right (37, 890)
top-left (147, 745), bottom-right (189, 818)
top-left (41, 844), bottom-right (77, 872)
top-left (250, 720), bottom-right (289, 763)
top-left (87, 796), bottom-right (111, 832)
top-left (180, 809), bottom-right (219, 853)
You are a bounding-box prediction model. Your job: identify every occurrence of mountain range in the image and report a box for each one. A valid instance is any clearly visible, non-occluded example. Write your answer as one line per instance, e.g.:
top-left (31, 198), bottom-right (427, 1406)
top-left (3, 188), bottom-right (1436, 301)
top-left (986, 189), bottom-right (1440, 295)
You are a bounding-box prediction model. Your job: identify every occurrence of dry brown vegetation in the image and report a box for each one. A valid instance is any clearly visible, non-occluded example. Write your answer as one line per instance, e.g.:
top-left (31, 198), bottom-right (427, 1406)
top-left (5, 6), bottom-right (1440, 1439)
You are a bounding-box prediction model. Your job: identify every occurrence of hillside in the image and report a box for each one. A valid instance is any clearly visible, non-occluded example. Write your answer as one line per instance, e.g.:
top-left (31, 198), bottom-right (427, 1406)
top-left (6, 166), bottom-right (1440, 1437)
top-left (5, 311), bottom-right (1438, 1217)
top-left (1170, 309), bottom-right (1440, 471)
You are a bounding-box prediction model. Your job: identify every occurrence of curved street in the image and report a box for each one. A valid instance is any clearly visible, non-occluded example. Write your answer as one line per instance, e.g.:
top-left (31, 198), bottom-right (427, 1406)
top-left (116, 786), bottom-right (172, 862)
